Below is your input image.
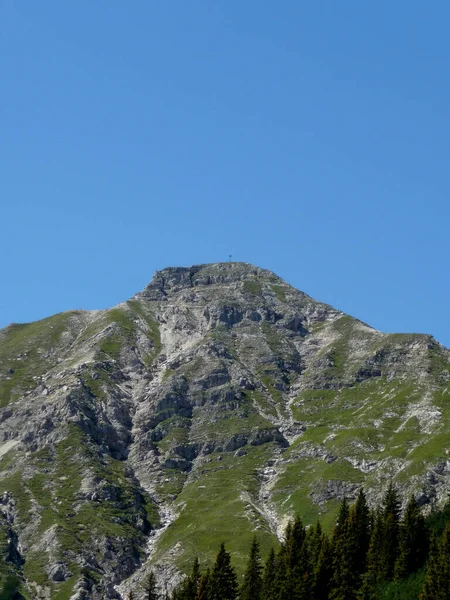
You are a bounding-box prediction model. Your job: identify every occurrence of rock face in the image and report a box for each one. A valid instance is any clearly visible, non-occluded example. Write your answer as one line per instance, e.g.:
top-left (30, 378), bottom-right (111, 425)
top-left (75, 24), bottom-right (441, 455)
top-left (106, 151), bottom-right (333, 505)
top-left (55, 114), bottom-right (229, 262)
top-left (0, 262), bottom-right (450, 598)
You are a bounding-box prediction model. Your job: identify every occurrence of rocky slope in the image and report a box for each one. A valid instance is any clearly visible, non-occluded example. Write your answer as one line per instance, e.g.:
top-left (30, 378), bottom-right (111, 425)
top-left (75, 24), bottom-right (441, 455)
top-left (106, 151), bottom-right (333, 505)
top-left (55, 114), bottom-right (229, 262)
top-left (0, 262), bottom-right (449, 599)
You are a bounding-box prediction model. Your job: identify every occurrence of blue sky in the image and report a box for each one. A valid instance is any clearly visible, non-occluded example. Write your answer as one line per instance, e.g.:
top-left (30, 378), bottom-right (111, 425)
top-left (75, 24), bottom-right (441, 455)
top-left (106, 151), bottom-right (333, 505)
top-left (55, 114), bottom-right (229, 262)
top-left (1, 1), bottom-right (450, 344)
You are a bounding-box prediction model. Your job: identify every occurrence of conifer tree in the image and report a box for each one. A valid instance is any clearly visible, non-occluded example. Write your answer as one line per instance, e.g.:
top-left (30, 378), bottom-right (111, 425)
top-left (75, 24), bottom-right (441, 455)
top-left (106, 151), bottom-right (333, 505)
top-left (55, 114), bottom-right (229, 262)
top-left (274, 543), bottom-right (290, 600)
top-left (210, 543), bottom-right (238, 600)
top-left (183, 557), bottom-right (201, 600)
top-left (272, 520), bottom-right (293, 600)
top-left (306, 521), bottom-right (323, 569)
top-left (241, 537), bottom-right (263, 600)
top-left (379, 483), bottom-right (401, 581)
top-left (313, 535), bottom-right (334, 600)
top-left (291, 514), bottom-right (306, 563)
top-left (293, 540), bottom-right (312, 600)
top-left (277, 515), bottom-right (310, 600)
top-left (330, 499), bottom-right (359, 600)
top-left (262, 547), bottom-right (277, 600)
top-left (394, 495), bottom-right (427, 580)
top-left (333, 498), bottom-right (349, 543)
top-left (420, 532), bottom-right (445, 600)
top-left (352, 489), bottom-right (371, 575)
top-left (441, 523), bottom-right (450, 594)
top-left (195, 571), bottom-right (210, 600)
top-left (288, 515), bottom-right (309, 599)
top-left (360, 510), bottom-right (384, 599)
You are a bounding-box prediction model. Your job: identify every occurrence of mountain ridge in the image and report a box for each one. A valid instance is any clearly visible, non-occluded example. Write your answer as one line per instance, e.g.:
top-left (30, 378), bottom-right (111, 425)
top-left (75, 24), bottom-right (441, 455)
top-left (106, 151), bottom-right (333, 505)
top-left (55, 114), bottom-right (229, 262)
top-left (0, 262), bottom-right (449, 599)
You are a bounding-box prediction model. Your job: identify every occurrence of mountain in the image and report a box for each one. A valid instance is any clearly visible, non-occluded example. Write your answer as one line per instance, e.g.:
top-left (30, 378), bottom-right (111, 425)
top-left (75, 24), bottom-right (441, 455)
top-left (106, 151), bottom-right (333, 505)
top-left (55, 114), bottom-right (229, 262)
top-left (0, 262), bottom-right (449, 599)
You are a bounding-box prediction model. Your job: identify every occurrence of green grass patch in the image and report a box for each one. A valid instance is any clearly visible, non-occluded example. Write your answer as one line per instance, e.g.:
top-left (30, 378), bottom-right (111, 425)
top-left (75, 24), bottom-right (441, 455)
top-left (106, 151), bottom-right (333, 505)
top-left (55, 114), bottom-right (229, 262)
top-left (75, 302), bottom-right (162, 366)
top-left (152, 446), bottom-right (277, 574)
top-left (260, 374), bottom-right (284, 406)
top-left (0, 312), bottom-right (80, 407)
top-left (378, 568), bottom-right (425, 599)
top-left (271, 458), bottom-right (363, 531)
top-left (243, 280), bottom-right (262, 296)
top-left (270, 285), bottom-right (286, 302)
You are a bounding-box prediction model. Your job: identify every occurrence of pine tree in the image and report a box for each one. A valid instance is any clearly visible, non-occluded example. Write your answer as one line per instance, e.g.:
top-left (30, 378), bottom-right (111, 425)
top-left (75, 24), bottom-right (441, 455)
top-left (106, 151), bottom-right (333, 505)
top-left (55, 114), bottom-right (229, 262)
top-left (394, 495), bottom-right (428, 580)
top-left (172, 557), bottom-right (202, 600)
top-left (262, 547), bottom-right (277, 600)
top-left (359, 510), bottom-right (384, 599)
top-left (379, 483), bottom-right (401, 581)
top-left (306, 521), bottom-right (323, 570)
top-left (288, 515), bottom-right (309, 599)
top-left (241, 537), bottom-right (263, 600)
top-left (195, 571), bottom-right (210, 600)
top-left (272, 520), bottom-right (293, 600)
top-left (277, 515), bottom-right (310, 600)
top-left (143, 571), bottom-right (159, 600)
top-left (420, 532), bottom-right (445, 600)
top-left (441, 523), bottom-right (450, 595)
top-left (330, 499), bottom-right (358, 600)
top-left (210, 543), bottom-right (238, 600)
top-left (293, 540), bottom-right (312, 600)
top-left (333, 498), bottom-right (350, 542)
top-left (274, 544), bottom-right (290, 600)
top-left (352, 489), bottom-right (371, 575)
top-left (291, 514), bottom-right (306, 563)
top-left (183, 557), bottom-right (201, 600)
top-left (313, 535), bottom-right (334, 600)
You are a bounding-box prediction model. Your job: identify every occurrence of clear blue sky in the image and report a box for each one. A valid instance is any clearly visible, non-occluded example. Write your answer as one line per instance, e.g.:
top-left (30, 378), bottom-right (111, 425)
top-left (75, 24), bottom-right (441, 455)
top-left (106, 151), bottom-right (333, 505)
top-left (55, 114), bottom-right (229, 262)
top-left (1, 1), bottom-right (450, 345)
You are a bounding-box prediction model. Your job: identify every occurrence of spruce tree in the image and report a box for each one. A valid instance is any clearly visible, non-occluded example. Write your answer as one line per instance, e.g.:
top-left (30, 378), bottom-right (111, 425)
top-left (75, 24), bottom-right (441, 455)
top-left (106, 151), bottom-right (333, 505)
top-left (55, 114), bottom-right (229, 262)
top-left (352, 489), bottom-right (371, 575)
top-left (313, 535), bottom-right (334, 600)
top-left (291, 514), bottom-right (306, 562)
top-left (420, 532), bottom-right (445, 600)
top-left (360, 510), bottom-right (384, 599)
top-left (293, 540), bottom-right (312, 600)
top-left (394, 495), bottom-right (427, 580)
top-left (272, 520), bottom-right (293, 600)
top-left (380, 483), bottom-right (401, 581)
top-left (273, 544), bottom-right (290, 600)
top-left (262, 547), bottom-right (277, 600)
top-left (330, 499), bottom-right (358, 600)
top-left (184, 557), bottom-right (201, 600)
top-left (441, 523), bottom-right (450, 596)
top-left (277, 515), bottom-right (310, 600)
top-left (306, 521), bottom-right (323, 570)
top-left (241, 537), bottom-right (263, 600)
top-left (195, 571), bottom-right (210, 600)
top-left (288, 515), bottom-right (308, 599)
top-left (333, 498), bottom-right (350, 542)
top-left (210, 543), bottom-right (238, 600)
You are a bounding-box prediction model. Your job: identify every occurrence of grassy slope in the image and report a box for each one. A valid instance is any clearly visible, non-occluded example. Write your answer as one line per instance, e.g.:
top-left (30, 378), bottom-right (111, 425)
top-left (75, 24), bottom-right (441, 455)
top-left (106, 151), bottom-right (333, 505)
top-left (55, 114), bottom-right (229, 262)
top-left (0, 312), bottom-right (86, 408)
top-left (152, 445), bottom-right (279, 573)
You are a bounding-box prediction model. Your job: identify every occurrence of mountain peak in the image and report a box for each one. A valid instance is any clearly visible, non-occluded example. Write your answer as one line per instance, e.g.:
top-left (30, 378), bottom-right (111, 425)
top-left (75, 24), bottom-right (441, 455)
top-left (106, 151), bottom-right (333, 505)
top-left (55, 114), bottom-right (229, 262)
top-left (138, 262), bottom-right (284, 300)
